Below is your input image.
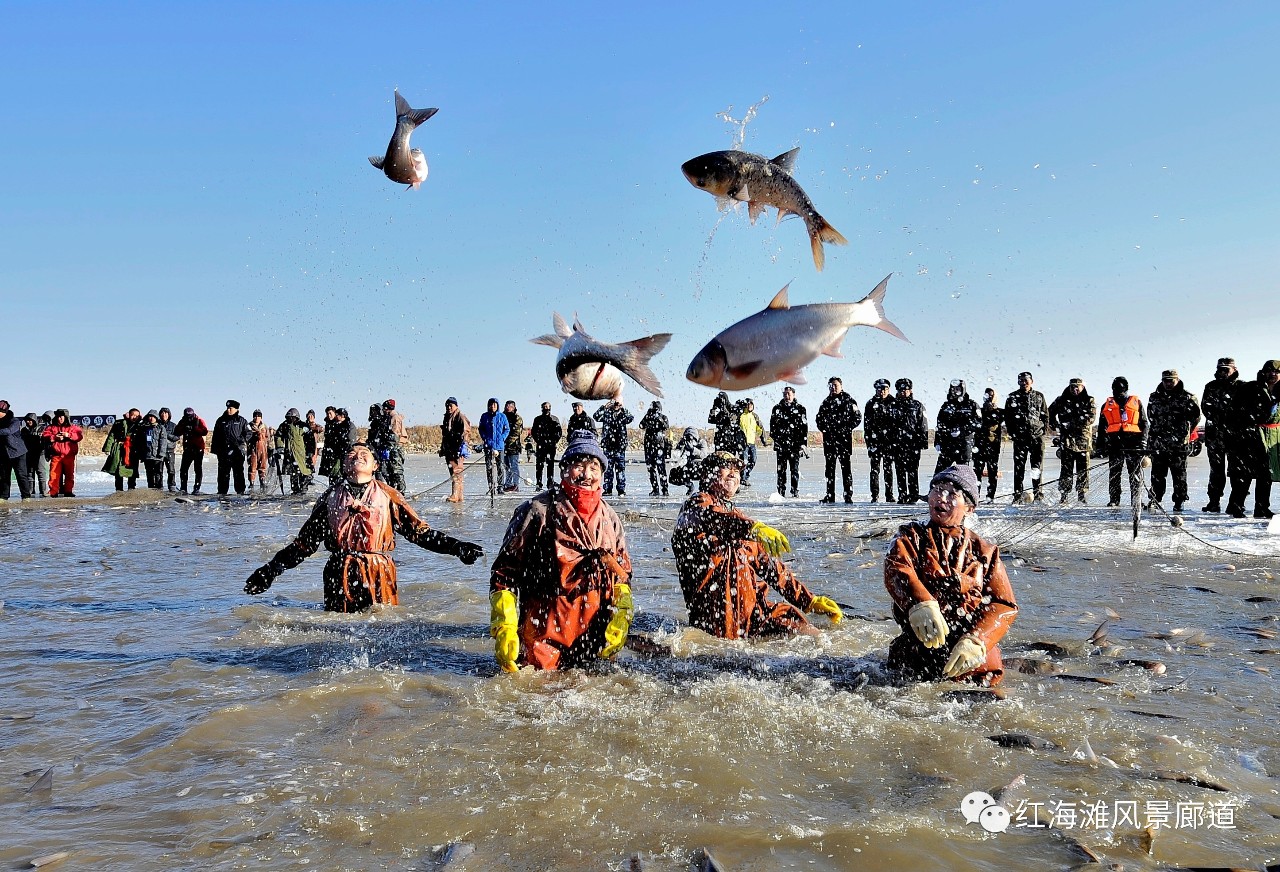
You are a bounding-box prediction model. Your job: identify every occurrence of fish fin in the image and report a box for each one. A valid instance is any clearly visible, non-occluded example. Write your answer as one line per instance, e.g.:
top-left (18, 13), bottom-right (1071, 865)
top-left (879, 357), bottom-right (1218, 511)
top-left (766, 283), bottom-right (791, 310)
top-left (617, 333), bottom-right (673, 398)
top-left (729, 181), bottom-right (750, 202)
top-left (571, 314), bottom-right (587, 334)
top-left (368, 156), bottom-right (385, 169)
top-left (808, 215), bottom-right (849, 272)
top-left (747, 200), bottom-right (765, 224)
top-left (727, 360), bottom-right (763, 379)
top-left (851, 273), bottom-right (909, 342)
top-left (531, 313), bottom-right (570, 348)
top-left (820, 336), bottom-right (845, 358)
top-left (394, 91), bottom-right (439, 126)
top-left (553, 312), bottom-right (574, 338)
top-left (770, 147), bottom-right (800, 174)
top-left (779, 370), bottom-right (808, 386)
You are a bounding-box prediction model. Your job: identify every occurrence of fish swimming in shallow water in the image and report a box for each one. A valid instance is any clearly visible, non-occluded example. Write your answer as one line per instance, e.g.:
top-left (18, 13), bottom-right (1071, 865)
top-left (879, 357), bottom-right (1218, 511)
top-left (681, 147), bottom-right (847, 271)
top-left (686, 274), bottom-right (906, 391)
top-left (368, 90), bottom-right (438, 190)
top-left (531, 314), bottom-right (672, 400)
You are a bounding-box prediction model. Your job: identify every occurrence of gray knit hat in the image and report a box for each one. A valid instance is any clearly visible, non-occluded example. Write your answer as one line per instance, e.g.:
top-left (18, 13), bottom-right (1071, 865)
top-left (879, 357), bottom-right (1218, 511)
top-left (930, 464), bottom-right (979, 506)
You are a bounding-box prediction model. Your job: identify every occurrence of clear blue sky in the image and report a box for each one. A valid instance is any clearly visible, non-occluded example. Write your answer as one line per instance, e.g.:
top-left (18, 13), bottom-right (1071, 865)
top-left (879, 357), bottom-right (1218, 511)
top-left (3, 2), bottom-right (1277, 428)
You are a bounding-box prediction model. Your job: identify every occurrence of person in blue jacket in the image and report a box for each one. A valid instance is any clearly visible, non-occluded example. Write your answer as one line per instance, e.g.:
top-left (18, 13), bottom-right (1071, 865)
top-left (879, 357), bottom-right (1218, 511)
top-left (478, 397), bottom-right (510, 498)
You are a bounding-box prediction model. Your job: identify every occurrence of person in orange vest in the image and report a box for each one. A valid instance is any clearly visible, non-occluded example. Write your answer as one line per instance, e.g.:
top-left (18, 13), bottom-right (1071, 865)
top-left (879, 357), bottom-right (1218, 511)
top-left (244, 443), bottom-right (483, 611)
top-left (1093, 377), bottom-right (1148, 508)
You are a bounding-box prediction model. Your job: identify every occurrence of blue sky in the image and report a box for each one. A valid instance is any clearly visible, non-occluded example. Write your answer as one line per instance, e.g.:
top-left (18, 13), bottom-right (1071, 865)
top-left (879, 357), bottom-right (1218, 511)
top-left (3, 2), bottom-right (1277, 428)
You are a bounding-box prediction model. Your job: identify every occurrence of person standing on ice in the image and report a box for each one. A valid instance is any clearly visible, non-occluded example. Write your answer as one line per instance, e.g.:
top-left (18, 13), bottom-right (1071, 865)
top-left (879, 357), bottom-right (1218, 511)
top-left (672, 451), bottom-right (843, 638)
top-left (769, 386), bottom-right (808, 499)
top-left (1094, 376), bottom-right (1148, 508)
top-left (1048, 378), bottom-right (1095, 505)
top-left (244, 443), bottom-right (483, 612)
top-left (1146, 369), bottom-right (1201, 513)
top-left (1004, 371), bottom-right (1049, 504)
top-left (891, 378), bottom-right (928, 504)
top-left (884, 464), bottom-right (1018, 687)
top-left (972, 388), bottom-right (1003, 503)
top-left (488, 430), bottom-right (634, 671)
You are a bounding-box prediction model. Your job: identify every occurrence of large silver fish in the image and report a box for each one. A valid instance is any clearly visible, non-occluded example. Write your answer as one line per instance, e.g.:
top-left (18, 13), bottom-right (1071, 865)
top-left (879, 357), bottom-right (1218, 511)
top-left (686, 274), bottom-right (907, 391)
top-left (368, 90), bottom-right (438, 190)
top-left (681, 147), bottom-right (847, 271)
top-left (531, 314), bottom-right (672, 400)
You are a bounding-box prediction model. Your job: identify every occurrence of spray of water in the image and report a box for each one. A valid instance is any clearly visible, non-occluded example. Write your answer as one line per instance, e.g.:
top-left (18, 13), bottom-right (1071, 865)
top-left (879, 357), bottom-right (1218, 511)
top-left (716, 95), bottom-right (770, 150)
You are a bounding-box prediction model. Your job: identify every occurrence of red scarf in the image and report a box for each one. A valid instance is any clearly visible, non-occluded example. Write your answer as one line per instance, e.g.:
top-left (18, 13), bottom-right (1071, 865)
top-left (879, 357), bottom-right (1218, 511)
top-left (561, 480), bottom-right (602, 518)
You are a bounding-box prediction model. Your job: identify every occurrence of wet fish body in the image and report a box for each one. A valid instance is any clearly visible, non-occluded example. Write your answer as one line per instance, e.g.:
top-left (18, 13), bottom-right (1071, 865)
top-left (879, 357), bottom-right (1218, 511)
top-left (989, 733), bottom-right (1059, 751)
top-left (368, 91), bottom-right (438, 189)
top-left (531, 313), bottom-right (671, 400)
top-left (686, 275), bottom-right (906, 391)
top-left (681, 147), bottom-right (847, 271)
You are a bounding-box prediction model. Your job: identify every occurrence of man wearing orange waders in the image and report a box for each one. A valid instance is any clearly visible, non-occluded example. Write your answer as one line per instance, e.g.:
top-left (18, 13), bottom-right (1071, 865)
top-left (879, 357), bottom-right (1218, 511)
top-left (244, 444), bottom-right (483, 612)
top-left (488, 430), bottom-right (634, 671)
top-left (672, 451), bottom-right (843, 639)
top-left (884, 464), bottom-right (1018, 687)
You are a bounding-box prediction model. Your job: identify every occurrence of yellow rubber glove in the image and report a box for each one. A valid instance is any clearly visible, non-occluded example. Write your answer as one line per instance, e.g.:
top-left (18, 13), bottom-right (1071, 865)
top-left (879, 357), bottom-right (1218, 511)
top-left (808, 596), bottom-right (843, 624)
top-left (942, 634), bottom-right (987, 679)
top-left (489, 589), bottom-right (520, 673)
top-left (750, 521), bottom-right (791, 558)
top-left (908, 600), bottom-right (949, 649)
top-left (600, 583), bottom-right (634, 659)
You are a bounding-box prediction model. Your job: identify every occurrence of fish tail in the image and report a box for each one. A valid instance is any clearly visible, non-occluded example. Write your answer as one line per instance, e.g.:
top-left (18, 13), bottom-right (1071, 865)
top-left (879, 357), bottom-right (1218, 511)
top-left (618, 333), bottom-right (673, 397)
top-left (394, 90), bottom-right (439, 127)
top-left (853, 274), bottom-right (909, 343)
top-left (807, 214), bottom-right (848, 272)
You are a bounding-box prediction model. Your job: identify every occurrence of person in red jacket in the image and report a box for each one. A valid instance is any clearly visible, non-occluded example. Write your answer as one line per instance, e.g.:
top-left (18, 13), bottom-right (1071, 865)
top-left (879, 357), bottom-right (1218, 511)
top-left (43, 410), bottom-right (83, 497)
top-left (173, 407), bottom-right (209, 494)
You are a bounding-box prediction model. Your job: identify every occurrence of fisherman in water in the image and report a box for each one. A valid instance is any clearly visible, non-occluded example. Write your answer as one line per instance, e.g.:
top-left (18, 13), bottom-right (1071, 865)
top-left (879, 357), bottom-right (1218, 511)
top-left (884, 464), bottom-right (1018, 686)
top-left (488, 430), bottom-right (635, 671)
top-left (244, 444), bottom-right (484, 612)
top-left (672, 451), bottom-right (844, 638)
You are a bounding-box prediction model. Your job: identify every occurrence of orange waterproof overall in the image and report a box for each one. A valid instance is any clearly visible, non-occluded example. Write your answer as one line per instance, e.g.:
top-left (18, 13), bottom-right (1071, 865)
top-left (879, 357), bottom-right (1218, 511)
top-left (490, 490), bottom-right (632, 670)
top-left (672, 491), bottom-right (815, 639)
top-left (884, 521), bottom-right (1018, 686)
top-left (268, 480), bottom-right (459, 612)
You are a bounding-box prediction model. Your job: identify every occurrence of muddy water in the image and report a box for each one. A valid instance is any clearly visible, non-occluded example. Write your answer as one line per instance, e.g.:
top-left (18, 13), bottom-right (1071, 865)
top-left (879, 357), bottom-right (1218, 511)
top-left (2, 453), bottom-right (1279, 870)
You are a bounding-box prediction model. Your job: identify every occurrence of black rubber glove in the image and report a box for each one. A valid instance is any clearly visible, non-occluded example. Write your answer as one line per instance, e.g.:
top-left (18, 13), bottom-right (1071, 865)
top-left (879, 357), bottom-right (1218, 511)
top-left (456, 542), bottom-right (484, 565)
top-left (245, 562), bottom-right (281, 595)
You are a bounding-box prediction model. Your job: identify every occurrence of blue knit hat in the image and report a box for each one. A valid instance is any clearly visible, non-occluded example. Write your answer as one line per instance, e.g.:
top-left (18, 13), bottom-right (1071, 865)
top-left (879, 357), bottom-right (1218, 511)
top-left (930, 464), bottom-right (979, 506)
top-left (561, 429), bottom-right (607, 466)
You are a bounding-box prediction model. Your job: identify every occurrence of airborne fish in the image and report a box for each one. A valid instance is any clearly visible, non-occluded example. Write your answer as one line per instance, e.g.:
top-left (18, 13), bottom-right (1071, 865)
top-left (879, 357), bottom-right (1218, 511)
top-left (686, 274), bottom-right (907, 391)
top-left (368, 91), bottom-right (438, 190)
top-left (681, 147), bottom-right (848, 271)
top-left (531, 314), bottom-right (672, 400)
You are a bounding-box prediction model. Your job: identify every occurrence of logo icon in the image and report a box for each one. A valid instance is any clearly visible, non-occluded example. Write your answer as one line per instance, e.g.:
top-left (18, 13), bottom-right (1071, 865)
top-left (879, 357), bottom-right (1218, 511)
top-left (961, 790), bottom-right (1010, 833)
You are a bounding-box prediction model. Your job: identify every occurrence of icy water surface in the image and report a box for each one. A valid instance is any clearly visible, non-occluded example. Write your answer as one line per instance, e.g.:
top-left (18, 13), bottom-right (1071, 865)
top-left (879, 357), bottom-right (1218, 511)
top-left (2, 453), bottom-right (1279, 870)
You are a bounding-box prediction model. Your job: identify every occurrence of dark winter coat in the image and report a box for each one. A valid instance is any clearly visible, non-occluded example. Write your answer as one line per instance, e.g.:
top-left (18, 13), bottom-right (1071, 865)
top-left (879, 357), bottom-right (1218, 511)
top-left (593, 402), bottom-right (634, 454)
top-left (567, 411), bottom-right (595, 435)
top-left (531, 413), bottom-right (563, 451)
top-left (1147, 381), bottom-right (1202, 455)
top-left (893, 397), bottom-right (929, 453)
top-left (0, 411), bottom-right (26, 460)
top-left (439, 410), bottom-right (470, 461)
top-left (1003, 388), bottom-right (1049, 444)
top-left (1048, 388), bottom-right (1097, 453)
top-left (707, 395), bottom-right (745, 454)
top-left (863, 395), bottom-right (897, 454)
top-left (815, 392), bottom-right (862, 454)
top-left (974, 400), bottom-right (1003, 458)
top-left (1201, 372), bottom-right (1245, 443)
top-left (934, 391), bottom-right (979, 461)
top-left (769, 399), bottom-right (808, 455)
top-left (174, 414), bottom-right (208, 453)
top-left (503, 411), bottom-right (525, 454)
top-left (639, 408), bottom-right (670, 452)
top-left (211, 412), bottom-right (251, 458)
